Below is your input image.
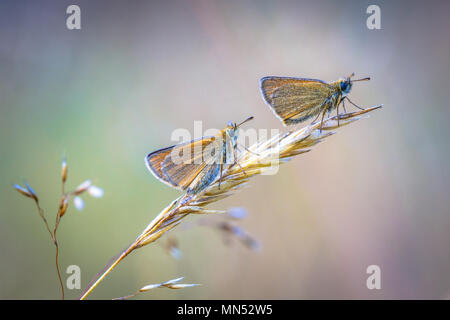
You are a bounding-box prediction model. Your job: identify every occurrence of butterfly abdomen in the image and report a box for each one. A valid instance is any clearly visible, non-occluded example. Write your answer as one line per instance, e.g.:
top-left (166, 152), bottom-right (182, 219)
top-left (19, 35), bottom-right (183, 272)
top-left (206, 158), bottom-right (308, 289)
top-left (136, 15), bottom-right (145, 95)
top-left (187, 163), bottom-right (221, 195)
top-left (283, 113), bottom-right (315, 125)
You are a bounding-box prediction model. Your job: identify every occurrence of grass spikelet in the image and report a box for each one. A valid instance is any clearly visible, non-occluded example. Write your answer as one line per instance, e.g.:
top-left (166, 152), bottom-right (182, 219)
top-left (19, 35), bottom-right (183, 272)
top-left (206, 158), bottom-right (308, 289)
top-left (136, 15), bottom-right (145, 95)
top-left (13, 157), bottom-right (103, 299)
top-left (79, 105), bottom-right (382, 299)
top-left (113, 277), bottom-right (200, 300)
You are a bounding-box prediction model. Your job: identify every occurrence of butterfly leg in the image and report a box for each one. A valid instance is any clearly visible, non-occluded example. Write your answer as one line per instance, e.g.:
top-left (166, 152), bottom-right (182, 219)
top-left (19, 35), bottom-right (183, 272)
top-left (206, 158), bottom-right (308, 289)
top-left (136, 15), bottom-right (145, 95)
top-left (238, 142), bottom-right (260, 156)
top-left (346, 97), bottom-right (365, 110)
top-left (311, 112), bottom-right (321, 126)
top-left (236, 161), bottom-right (248, 178)
top-left (319, 108), bottom-right (327, 133)
top-left (218, 163), bottom-right (223, 190)
top-left (233, 146), bottom-right (248, 178)
top-left (342, 99), bottom-right (347, 113)
top-left (336, 103), bottom-right (340, 127)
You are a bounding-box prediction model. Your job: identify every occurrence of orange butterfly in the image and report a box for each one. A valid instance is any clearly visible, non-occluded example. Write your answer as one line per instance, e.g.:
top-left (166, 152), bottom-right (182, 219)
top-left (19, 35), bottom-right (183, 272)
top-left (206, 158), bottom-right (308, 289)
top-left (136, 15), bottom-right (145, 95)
top-left (260, 73), bottom-right (370, 130)
top-left (146, 117), bottom-right (253, 195)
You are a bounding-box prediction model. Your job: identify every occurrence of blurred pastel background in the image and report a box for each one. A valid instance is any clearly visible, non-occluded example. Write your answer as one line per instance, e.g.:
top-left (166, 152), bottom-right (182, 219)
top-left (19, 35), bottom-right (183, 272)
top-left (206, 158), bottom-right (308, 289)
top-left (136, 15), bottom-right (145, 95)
top-left (1, 0), bottom-right (449, 299)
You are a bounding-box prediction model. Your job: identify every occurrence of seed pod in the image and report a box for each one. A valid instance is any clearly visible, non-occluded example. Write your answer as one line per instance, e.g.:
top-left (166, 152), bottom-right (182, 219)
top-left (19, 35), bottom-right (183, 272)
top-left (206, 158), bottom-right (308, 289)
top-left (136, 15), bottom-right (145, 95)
top-left (24, 182), bottom-right (38, 201)
top-left (59, 198), bottom-right (69, 217)
top-left (74, 180), bottom-right (91, 195)
top-left (61, 157), bottom-right (68, 183)
top-left (73, 196), bottom-right (85, 211)
top-left (87, 185), bottom-right (104, 198)
top-left (13, 184), bottom-right (32, 198)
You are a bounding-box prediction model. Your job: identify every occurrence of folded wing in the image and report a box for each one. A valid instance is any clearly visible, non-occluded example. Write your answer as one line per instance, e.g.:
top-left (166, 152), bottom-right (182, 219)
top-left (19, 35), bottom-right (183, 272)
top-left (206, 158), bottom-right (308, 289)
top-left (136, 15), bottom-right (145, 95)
top-left (260, 77), bottom-right (334, 125)
top-left (145, 136), bottom-right (219, 190)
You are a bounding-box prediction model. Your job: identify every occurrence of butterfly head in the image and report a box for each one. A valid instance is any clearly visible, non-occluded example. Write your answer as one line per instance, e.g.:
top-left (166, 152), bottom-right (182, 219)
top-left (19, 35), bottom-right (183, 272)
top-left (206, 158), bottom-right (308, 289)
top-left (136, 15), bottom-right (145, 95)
top-left (339, 78), bottom-right (353, 96)
top-left (338, 73), bottom-right (370, 96)
top-left (225, 116), bottom-right (254, 145)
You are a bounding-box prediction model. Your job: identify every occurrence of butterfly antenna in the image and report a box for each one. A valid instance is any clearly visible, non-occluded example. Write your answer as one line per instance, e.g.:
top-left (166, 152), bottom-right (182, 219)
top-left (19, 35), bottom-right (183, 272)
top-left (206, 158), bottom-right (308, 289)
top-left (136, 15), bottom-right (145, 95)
top-left (236, 116), bottom-right (254, 128)
top-left (352, 77), bottom-right (371, 82)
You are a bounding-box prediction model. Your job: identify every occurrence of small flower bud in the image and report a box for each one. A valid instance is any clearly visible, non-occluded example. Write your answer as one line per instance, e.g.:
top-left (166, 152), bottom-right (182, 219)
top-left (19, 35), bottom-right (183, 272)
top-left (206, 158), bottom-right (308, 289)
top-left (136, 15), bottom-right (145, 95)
top-left (74, 180), bottom-right (91, 195)
top-left (169, 247), bottom-right (182, 260)
top-left (87, 185), bottom-right (104, 198)
top-left (73, 196), bottom-right (85, 211)
top-left (61, 157), bottom-right (68, 183)
top-left (161, 277), bottom-right (184, 286)
top-left (13, 184), bottom-right (32, 198)
top-left (59, 198), bottom-right (69, 217)
top-left (24, 182), bottom-right (38, 201)
top-left (166, 283), bottom-right (199, 289)
top-left (226, 207), bottom-right (247, 219)
top-left (139, 284), bottom-right (160, 292)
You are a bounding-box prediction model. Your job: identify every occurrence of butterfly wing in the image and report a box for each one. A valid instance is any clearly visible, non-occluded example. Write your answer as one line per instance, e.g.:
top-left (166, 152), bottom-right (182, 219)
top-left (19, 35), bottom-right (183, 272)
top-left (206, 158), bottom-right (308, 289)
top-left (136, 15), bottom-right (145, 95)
top-left (260, 77), bottom-right (335, 126)
top-left (146, 145), bottom-right (179, 188)
top-left (145, 136), bottom-right (219, 190)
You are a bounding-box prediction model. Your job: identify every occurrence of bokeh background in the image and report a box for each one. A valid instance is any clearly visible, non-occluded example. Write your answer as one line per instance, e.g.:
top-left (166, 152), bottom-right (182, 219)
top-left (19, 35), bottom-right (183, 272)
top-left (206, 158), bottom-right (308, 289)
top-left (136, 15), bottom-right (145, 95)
top-left (1, 0), bottom-right (449, 299)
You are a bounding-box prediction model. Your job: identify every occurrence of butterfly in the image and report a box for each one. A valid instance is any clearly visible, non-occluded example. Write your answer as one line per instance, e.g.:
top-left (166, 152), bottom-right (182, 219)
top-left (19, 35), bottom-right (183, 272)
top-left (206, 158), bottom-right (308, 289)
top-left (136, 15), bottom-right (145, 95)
top-left (146, 117), bottom-right (253, 195)
top-left (260, 73), bottom-right (370, 130)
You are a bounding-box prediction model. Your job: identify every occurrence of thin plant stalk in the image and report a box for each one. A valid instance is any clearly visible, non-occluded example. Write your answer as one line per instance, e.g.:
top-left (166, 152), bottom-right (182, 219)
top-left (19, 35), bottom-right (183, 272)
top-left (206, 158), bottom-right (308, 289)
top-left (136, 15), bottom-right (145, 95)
top-left (14, 158), bottom-right (103, 299)
top-left (79, 106), bottom-right (382, 300)
top-left (31, 197), bottom-right (65, 299)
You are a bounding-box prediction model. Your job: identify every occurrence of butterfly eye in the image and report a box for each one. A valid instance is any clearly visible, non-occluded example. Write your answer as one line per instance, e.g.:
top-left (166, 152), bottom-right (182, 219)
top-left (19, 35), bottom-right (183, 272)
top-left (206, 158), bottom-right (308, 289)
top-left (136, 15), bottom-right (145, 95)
top-left (340, 81), bottom-right (348, 91)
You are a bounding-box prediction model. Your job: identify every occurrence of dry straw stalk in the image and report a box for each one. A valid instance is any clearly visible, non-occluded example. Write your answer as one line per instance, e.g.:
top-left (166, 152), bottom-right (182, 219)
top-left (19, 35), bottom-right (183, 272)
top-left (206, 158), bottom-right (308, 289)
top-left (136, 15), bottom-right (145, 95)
top-left (79, 105), bottom-right (382, 299)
